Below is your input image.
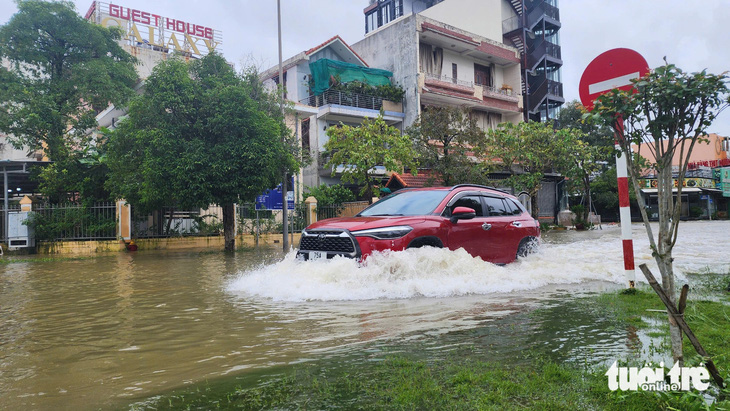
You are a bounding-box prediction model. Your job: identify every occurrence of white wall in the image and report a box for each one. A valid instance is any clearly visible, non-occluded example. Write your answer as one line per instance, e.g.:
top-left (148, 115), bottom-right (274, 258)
top-left (441, 49), bottom-right (474, 82)
top-left (418, 0), bottom-right (511, 43)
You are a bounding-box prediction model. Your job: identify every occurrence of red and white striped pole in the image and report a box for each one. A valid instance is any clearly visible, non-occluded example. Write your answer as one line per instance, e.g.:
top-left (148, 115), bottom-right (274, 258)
top-left (615, 116), bottom-right (635, 288)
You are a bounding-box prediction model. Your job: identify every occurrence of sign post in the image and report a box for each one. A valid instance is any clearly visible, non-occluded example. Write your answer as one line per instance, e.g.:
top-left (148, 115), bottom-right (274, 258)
top-left (579, 48), bottom-right (650, 289)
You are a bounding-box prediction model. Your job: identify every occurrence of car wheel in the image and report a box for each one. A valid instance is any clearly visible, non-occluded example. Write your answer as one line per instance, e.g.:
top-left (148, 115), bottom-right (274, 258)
top-left (516, 237), bottom-right (539, 259)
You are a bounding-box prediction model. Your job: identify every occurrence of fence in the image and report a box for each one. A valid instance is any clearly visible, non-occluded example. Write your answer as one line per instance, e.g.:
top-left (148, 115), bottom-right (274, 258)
top-left (236, 203), bottom-right (307, 236)
top-left (27, 202), bottom-right (117, 241)
top-left (131, 205), bottom-right (226, 238)
top-left (4, 199), bottom-right (366, 244)
top-left (313, 201), bottom-right (370, 221)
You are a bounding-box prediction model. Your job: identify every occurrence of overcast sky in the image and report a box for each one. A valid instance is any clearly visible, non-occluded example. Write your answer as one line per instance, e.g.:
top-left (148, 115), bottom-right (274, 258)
top-left (1, 0), bottom-right (729, 135)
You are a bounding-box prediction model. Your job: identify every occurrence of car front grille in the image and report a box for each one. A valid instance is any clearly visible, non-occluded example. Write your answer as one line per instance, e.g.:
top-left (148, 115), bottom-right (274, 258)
top-left (300, 236), bottom-right (355, 253)
top-left (299, 229), bottom-right (356, 254)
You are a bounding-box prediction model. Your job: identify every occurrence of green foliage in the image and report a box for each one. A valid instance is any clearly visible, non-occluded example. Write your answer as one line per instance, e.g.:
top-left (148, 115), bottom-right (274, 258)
top-left (557, 100), bottom-right (615, 156)
top-left (408, 106), bottom-right (492, 186)
top-left (303, 184), bottom-right (355, 207)
top-left (325, 113), bottom-right (418, 201)
top-left (487, 121), bottom-right (564, 216)
top-left (570, 204), bottom-right (587, 224)
top-left (591, 62), bottom-right (729, 234)
top-left (0, 0), bottom-right (137, 190)
top-left (329, 80), bottom-right (405, 102)
top-left (106, 53), bottom-right (288, 249)
top-left (23, 206), bottom-right (116, 241)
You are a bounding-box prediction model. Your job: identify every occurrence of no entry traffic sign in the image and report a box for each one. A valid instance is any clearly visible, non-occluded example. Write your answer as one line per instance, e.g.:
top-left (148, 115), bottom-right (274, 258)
top-left (579, 47), bottom-right (650, 289)
top-left (579, 48), bottom-right (649, 111)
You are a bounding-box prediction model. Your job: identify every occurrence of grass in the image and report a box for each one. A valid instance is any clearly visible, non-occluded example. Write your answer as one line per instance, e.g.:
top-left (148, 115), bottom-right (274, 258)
top-left (128, 274), bottom-right (730, 410)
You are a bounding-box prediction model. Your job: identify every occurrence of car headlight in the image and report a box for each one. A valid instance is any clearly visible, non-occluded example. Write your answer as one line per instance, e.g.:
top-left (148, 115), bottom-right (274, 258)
top-left (351, 226), bottom-right (413, 240)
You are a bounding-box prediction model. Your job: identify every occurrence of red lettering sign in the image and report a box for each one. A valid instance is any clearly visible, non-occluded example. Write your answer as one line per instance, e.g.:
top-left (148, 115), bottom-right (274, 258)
top-left (105, 4), bottom-right (216, 44)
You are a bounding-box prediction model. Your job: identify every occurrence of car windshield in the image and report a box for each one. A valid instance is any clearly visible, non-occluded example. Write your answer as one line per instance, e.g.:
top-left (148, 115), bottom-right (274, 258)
top-left (359, 190), bottom-right (449, 217)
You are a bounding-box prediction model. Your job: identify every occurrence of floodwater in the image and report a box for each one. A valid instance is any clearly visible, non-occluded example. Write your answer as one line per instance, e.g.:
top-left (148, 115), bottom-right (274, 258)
top-left (1, 221), bottom-right (728, 409)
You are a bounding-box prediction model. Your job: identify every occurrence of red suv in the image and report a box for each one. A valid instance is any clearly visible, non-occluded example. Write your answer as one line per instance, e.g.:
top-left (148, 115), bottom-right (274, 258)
top-left (297, 185), bottom-right (540, 264)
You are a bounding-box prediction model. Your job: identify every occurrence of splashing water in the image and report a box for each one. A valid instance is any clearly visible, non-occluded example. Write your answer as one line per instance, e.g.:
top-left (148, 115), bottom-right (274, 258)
top-left (228, 221), bottom-right (730, 302)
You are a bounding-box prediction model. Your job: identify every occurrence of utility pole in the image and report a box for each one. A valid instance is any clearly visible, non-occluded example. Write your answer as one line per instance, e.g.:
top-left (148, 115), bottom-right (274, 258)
top-left (277, 0), bottom-right (289, 251)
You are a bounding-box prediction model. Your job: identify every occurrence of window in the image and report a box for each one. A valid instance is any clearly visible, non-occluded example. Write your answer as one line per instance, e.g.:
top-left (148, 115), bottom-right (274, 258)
top-left (504, 199), bottom-right (524, 215)
top-left (301, 118), bottom-right (310, 152)
top-left (452, 63), bottom-right (457, 83)
top-left (484, 196), bottom-right (509, 216)
top-left (382, 3), bottom-right (393, 24)
top-left (474, 63), bottom-right (493, 87)
top-left (366, 11), bottom-right (377, 33)
top-left (451, 195), bottom-right (485, 216)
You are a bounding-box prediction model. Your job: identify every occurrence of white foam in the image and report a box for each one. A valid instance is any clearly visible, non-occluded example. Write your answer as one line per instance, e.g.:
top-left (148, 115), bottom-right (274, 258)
top-left (227, 221), bottom-right (730, 302)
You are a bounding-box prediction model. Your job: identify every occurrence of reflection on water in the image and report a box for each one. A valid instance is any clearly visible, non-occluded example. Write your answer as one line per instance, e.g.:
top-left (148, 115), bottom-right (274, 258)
top-left (0, 221), bottom-right (728, 409)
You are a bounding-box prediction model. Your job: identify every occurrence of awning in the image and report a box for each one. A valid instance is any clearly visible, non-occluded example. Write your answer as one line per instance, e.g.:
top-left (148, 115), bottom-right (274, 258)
top-left (641, 188), bottom-right (702, 194)
top-left (700, 187), bottom-right (723, 193)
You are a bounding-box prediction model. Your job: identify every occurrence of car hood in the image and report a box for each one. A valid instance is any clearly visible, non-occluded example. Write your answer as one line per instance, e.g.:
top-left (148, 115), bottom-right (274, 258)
top-left (305, 216), bottom-right (426, 232)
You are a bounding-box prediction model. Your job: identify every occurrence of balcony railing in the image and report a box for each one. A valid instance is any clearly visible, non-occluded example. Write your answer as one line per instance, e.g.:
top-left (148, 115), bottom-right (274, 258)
top-left (299, 90), bottom-right (384, 111)
top-left (424, 72), bottom-right (476, 89)
top-left (481, 84), bottom-right (520, 101)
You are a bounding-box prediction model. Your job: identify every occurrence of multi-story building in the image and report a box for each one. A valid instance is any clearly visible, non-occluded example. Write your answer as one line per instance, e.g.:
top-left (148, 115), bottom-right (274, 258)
top-left (353, 0), bottom-right (564, 220)
top-left (355, 0), bottom-right (564, 126)
top-left (503, 0), bottom-right (564, 121)
top-left (260, 36), bottom-right (405, 191)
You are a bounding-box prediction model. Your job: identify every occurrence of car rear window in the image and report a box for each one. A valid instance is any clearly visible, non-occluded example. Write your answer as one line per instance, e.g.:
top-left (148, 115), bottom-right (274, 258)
top-left (359, 190), bottom-right (449, 216)
top-left (505, 198), bottom-right (524, 215)
top-left (484, 196), bottom-right (509, 216)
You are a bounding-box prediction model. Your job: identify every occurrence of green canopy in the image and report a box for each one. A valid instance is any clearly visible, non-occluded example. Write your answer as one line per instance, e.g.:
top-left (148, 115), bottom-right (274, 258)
top-left (309, 58), bottom-right (393, 96)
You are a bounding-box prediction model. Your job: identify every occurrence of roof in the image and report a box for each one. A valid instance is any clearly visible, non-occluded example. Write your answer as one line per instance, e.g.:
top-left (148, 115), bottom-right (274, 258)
top-left (305, 35), bottom-right (369, 67)
top-left (260, 35), bottom-right (368, 80)
top-left (386, 171), bottom-right (443, 190)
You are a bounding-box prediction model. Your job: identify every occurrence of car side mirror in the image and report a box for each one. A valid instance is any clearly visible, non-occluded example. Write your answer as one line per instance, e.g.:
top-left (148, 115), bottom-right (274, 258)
top-left (450, 206), bottom-right (476, 223)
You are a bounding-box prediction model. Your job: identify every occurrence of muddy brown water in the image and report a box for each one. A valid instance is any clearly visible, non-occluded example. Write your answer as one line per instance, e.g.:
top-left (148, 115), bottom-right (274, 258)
top-left (1, 221), bottom-right (728, 409)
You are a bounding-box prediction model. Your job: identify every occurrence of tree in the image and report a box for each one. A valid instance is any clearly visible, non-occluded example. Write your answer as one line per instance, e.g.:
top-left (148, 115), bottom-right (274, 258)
top-left (106, 53), bottom-right (286, 251)
top-left (0, 0), bottom-right (137, 200)
top-left (557, 100), bottom-right (614, 153)
top-left (407, 106), bottom-right (491, 186)
top-left (487, 121), bottom-right (561, 217)
top-left (552, 128), bottom-right (603, 220)
top-left (592, 61), bottom-right (730, 364)
top-left (324, 113), bottom-right (417, 203)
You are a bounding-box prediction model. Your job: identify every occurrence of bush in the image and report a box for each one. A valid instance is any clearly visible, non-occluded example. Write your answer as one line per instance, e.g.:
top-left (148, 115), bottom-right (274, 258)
top-left (23, 206), bottom-right (116, 241)
top-left (330, 80), bottom-right (405, 103)
top-left (303, 184), bottom-right (355, 208)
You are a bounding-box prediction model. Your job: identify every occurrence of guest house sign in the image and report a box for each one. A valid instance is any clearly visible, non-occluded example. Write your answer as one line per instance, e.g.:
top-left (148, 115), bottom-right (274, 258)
top-left (85, 1), bottom-right (222, 57)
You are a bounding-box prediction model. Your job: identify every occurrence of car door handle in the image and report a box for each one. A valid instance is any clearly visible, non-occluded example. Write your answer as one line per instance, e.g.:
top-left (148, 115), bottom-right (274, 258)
top-left (511, 221), bottom-right (522, 227)
top-left (482, 223), bottom-right (492, 231)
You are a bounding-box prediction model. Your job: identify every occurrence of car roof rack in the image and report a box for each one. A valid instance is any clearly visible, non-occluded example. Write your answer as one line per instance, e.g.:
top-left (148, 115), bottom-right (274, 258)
top-left (450, 184), bottom-right (511, 195)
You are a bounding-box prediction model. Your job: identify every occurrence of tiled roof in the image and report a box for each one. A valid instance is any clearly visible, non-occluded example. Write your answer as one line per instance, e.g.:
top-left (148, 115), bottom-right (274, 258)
top-left (305, 35), bottom-right (369, 67)
top-left (386, 171), bottom-right (443, 189)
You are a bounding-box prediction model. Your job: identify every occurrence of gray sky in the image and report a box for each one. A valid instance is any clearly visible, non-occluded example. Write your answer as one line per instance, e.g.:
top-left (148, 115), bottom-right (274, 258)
top-left (1, 0), bottom-right (728, 135)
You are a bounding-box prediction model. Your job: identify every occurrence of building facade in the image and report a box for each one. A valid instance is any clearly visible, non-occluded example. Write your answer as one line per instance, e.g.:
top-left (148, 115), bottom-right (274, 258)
top-left (635, 134), bottom-right (730, 220)
top-left (260, 36), bottom-right (406, 193)
top-left (357, 0), bottom-right (564, 125)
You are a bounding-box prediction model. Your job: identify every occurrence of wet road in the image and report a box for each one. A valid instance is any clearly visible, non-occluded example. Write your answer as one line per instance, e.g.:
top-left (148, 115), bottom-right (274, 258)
top-left (1, 221), bottom-right (728, 409)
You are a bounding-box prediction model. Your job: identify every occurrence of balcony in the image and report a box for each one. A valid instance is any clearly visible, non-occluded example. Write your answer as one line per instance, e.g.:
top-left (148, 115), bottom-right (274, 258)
top-left (421, 73), bottom-right (521, 113)
top-left (299, 89), bottom-right (404, 124)
top-left (481, 84), bottom-right (520, 103)
top-left (424, 73), bottom-right (476, 95)
top-left (300, 89), bottom-right (385, 111)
